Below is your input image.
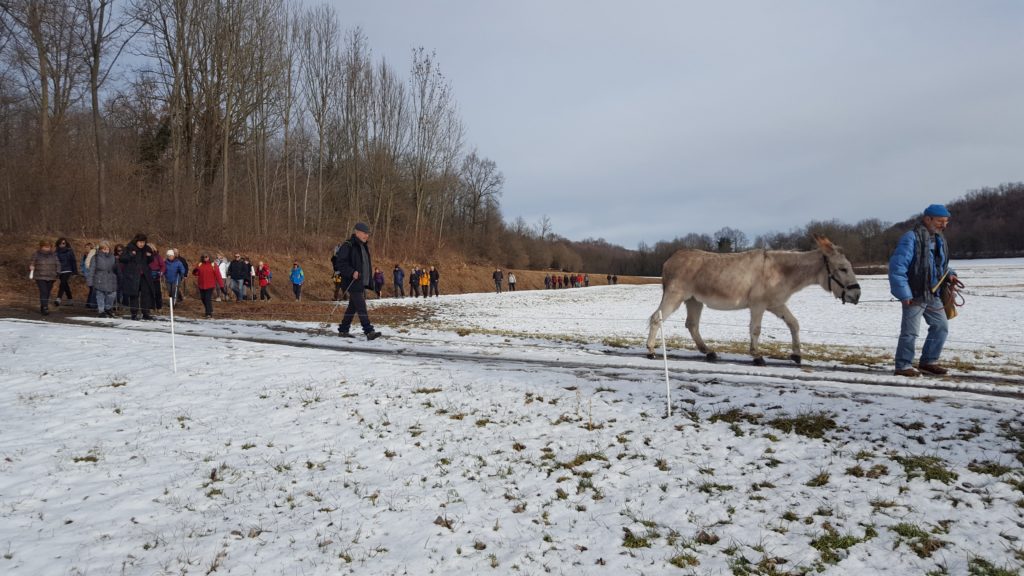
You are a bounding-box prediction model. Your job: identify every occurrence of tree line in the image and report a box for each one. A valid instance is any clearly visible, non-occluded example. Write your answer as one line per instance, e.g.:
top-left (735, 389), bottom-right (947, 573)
top-left (570, 183), bottom-right (1024, 277)
top-left (0, 0), bottom-right (532, 263)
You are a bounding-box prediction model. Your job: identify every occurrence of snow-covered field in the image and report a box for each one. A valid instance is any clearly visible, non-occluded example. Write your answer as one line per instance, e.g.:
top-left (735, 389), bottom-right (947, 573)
top-left (1, 259), bottom-right (1023, 575)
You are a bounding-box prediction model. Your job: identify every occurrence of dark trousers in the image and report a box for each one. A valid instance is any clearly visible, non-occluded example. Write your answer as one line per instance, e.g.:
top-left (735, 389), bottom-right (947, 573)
top-left (36, 280), bottom-right (54, 312)
top-left (129, 286), bottom-right (152, 318)
top-left (394, 284), bottom-right (404, 298)
top-left (339, 290), bottom-right (374, 334)
top-left (292, 283), bottom-right (302, 300)
top-left (86, 286), bottom-right (97, 309)
top-left (411, 284), bottom-right (419, 297)
top-left (200, 288), bottom-right (214, 316)
top-left (260, 286), bottom-right (270, 300)
top-left (57, 272), bottom-right (73, 301)
top-left (150, 279), bottom-right (163, 309)
top-left (509, 283), bottom-right (516, 291)
top-left (430, 282), bottom-right (439, 297)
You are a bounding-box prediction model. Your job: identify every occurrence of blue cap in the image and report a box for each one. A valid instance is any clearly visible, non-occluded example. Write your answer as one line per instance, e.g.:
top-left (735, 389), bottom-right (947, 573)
top-left (923, 204), bottom-right (950, 217)
top-left (354, 222), bottom-right (371, 234)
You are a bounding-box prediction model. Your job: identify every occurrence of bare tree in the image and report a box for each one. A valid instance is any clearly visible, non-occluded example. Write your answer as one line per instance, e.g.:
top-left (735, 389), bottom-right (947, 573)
top-left (408, 47), bottom-right (458, 243)
top-left (77, 0), bottom-right (137, 230)
top-left (298, 3), bottom-right (340, 233)
top-left (367, 56), bottom-right (409, 254)
top-left (456, 149), bottom-right (503, 240)
top-left (2, 0), bottom-right (87, 217)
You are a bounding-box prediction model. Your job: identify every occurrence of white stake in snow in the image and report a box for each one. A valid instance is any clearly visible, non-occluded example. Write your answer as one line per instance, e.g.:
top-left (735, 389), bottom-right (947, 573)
top-left (170, 283), bottom-right (178, 374)
top-left (659, 310), bottom-right (671, 418)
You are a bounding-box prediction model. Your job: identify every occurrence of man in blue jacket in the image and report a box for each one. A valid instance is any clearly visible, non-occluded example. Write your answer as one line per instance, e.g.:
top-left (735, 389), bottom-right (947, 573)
top-left (393, 264), bottom-right (405, 298)
top-left (888, 204), bottom-right (957, 377)
top-left (334, 222), bottom-right (381, 340)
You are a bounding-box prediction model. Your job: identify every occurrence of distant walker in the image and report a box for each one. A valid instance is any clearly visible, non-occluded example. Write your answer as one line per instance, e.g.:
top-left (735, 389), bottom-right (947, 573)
top-left (646, 236), bottom-right (861, 365)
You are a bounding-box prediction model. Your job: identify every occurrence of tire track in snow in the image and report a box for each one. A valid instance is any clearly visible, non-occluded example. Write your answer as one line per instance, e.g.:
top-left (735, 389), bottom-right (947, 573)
top-left (11, 315), bottom-right (1024, 401)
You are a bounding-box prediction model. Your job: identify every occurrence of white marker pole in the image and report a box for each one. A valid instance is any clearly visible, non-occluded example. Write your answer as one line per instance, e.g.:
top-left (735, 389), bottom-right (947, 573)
top-left (659, 310), bottom-right (671, 418)
top-left (170, 282), bottom-right (178, 374)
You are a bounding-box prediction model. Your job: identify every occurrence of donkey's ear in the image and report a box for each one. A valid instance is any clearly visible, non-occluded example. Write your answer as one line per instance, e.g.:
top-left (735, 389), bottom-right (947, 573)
top-left (813, 234), bottom-right (835, 255)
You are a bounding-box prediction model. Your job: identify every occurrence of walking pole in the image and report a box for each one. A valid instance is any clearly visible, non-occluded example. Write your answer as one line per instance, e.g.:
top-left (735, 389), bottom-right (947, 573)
top-left (322, 276), bottom-right (357, 329)
top-left (170, 281), bottom-right (178, 374)
top-left (659, 311), bottom-right (671, 418)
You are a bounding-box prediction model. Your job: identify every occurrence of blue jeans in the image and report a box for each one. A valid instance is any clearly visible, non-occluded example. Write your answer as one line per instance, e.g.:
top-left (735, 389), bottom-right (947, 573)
top-left (895, 292), bottom-right (949, 370)
top-left (230, 279), bottom-right (246, 301)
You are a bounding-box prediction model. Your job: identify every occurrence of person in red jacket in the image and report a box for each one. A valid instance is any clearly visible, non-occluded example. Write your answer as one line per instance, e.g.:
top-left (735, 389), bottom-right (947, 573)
top-left (257, 261), bottom-right (271, 300)
top-left (192, 254), bottom-right (225, 319)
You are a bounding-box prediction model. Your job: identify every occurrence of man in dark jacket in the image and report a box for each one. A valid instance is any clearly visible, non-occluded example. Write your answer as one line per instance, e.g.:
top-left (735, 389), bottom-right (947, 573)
top-left (119, 233), bottom-right (156, 320)
top-left (334, 222), bottom-right (381, 340)
top-left (393, 264), bottom-right (405, 298)
top-left (428, 266), bottom-right (440, 297)
top-left (226, 254), bottom-right (249, 301)
top-left (888, 204), bottom-right (957, 377)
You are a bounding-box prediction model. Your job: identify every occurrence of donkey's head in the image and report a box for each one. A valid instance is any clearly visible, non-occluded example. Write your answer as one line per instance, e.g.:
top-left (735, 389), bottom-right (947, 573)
top-left (814, 235), bottom-right (861, 305)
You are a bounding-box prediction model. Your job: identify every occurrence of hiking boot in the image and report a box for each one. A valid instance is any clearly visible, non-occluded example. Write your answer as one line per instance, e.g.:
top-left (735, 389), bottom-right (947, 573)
top-left (365, 331), bottom-right (382, 341)
top-left (41, 308), bottom-right (49, 316)
top-left (918, 363), bottom-right (948, 376)
top-left (142, 314), bottom-right (155, 321)
top-left (894, 367), bottom-right (920, 377)
top-left (337, 330), bottom-right (355, 338)
top-left (55, 298), bottom-right (61, 306)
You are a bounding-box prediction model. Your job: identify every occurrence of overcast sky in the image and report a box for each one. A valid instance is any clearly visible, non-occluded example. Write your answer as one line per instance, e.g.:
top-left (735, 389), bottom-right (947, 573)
top-left (331, 1), bottom-right (1024, 248)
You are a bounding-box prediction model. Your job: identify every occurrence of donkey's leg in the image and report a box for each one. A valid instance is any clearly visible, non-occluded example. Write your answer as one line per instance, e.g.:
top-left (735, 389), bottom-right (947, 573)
top-left (749, 306), bottom-right (767, 366)
top-left (646, 291), bottom-right (686, 359)
top-left (768, 304), bottom-right (802, 365)
top-left (683, 298), bottom-right (716, 361)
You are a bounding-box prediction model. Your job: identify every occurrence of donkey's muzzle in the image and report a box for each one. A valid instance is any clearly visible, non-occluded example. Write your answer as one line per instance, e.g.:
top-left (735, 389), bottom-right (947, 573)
top-left (843, 283), bottom-right (861, 305)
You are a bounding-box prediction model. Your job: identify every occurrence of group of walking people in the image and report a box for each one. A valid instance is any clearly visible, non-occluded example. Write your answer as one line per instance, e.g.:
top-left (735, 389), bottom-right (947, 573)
top-left (29, 235), bottom-right (191, 320)
top-left (28, 235), bottom-right (307, 320)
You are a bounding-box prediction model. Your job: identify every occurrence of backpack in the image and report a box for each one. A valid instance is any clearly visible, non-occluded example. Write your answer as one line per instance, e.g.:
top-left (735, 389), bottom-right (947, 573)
top-left (331, 240), bottom-right (352, 271)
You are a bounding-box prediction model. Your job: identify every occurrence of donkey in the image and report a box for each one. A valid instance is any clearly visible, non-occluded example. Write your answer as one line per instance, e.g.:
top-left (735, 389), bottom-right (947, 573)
top-left (646, 236), bottom-right (861, 365)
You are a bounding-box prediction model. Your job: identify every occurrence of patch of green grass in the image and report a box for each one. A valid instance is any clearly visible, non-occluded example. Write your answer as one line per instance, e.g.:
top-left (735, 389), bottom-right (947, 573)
top-left (697, 482), bottom-right (733, 494)
top-left (768, 411), bottom-right (837, 439)
top-left (561, 452), bottom-right (608, 469)
top-left (891, 523), bottom-right (947, 558)
top-left (811, 525), bottom-right (866, 564)
top-left (968, 557), bottom-right (1019, 576)
top-left (967, 460), bottom-right (1014, 477)
top-left (806, 471), bottom-right (830, 487)
top-left (847, 464), bottom-right (888, 478)
top-left (668, 552), bottom-right (700, 568)
top-left (622, 527), bottom-right (656, 549)
top-left (709, 407), bottom-right (762, 425)
top-left (894, 454), bottom-right (958, 484)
